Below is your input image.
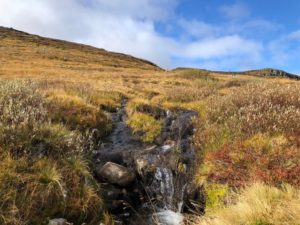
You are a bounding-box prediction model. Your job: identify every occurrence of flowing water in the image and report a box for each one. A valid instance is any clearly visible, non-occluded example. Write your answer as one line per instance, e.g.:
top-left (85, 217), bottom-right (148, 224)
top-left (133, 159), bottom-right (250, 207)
top-left (96, 99), bottom-right (198, 225)
top-left (151, 168), bottom-right (185, 225)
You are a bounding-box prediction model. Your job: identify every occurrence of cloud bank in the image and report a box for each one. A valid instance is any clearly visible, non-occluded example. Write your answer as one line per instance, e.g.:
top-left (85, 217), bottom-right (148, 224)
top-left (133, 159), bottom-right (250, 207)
top-left (0, 0), bottom-right (297, 72)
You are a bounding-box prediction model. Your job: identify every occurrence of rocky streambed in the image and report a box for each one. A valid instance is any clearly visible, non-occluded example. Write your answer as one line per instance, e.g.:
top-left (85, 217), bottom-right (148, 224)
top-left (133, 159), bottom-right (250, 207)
top-left (94, 99), bottom-right (205, 225)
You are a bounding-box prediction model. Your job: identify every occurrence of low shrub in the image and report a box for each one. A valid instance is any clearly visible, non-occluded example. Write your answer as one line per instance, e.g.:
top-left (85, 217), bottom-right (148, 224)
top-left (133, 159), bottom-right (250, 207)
top-left (202, 134), bottom-right (300, 187)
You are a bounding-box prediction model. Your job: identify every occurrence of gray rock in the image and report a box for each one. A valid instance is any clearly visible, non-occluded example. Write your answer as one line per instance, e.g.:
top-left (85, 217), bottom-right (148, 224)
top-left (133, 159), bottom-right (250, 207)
top-left (170, 111), bottom-right (197, 139)
top-left (97, 162), bottom-right (136, 187)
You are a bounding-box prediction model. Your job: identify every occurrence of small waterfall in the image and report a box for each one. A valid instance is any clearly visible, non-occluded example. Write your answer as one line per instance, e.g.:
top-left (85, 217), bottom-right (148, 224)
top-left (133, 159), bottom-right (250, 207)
top-left (177, 183), bottom-right (187, 212)
top-left (96, 101), bottom-right (198, 225)
top-left (151, 167), bottom-right (185, 225)
top-left (154, 167), bottom-right (174, 209)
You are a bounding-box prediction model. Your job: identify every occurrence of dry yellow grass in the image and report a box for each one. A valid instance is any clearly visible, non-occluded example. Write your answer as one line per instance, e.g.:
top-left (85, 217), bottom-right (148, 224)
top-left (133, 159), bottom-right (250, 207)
top-left (190, 183), bottom-right (300, 225)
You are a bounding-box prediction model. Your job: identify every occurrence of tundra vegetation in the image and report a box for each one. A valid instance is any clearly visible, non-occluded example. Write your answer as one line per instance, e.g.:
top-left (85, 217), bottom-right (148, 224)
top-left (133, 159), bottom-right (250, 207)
top-left (0, 27), bottom-right (300, 224)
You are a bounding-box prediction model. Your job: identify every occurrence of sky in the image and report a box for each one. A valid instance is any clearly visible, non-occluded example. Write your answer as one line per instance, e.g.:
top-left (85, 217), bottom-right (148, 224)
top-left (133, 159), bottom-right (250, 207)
top-left (1, 0), bottom-right (300, 73)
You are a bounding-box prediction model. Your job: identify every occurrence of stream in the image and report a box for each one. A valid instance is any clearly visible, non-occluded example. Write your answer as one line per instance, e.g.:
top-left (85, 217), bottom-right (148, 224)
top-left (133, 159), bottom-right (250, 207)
top-left (94, 99), bottom-right (204, 225)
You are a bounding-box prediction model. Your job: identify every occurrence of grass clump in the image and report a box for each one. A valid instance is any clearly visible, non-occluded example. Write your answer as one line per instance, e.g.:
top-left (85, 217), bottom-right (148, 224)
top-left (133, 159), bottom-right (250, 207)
top-left (205, 183), bottom-right (228, 210)
top-left (193, 183), bottom-right (300, 225)
top-left (85, 90), bottom-right (123, 112)
top-left (127, 112), bottom-right (162, 143)
top-left (46, 91), bottom-right (112, 137)
top-left (127, 98), bottom-right (165, 119)
top-left (0, 80), bottom-right (109, 224)
top-left (0, 154), bottom-right (105, 225)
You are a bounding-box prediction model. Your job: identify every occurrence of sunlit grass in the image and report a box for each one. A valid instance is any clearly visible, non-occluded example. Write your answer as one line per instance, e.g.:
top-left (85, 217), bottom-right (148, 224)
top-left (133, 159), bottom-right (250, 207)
top-left (191, 183), bottom-right (300, 225)
top-left (127, 112), bottom-right (163, 143)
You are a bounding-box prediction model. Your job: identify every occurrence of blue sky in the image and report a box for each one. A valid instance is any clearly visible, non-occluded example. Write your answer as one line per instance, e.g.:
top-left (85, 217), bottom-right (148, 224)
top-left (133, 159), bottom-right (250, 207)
top-left (1, 0), bottom-right (300, 73)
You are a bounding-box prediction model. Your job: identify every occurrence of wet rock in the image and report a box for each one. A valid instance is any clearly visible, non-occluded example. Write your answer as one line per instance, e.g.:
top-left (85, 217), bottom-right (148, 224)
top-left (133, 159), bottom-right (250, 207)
top-left (155, 131), bottom-right (169, 145)
top-left (101, 183), bottom-right (124, 200)
top-left (48, 218), bottom-right (72, 225)
top-left (178, 139), bottom-right (190, 153)
top-left (184, 183), bottom-right (205, 214)
top-left (165, 154), bottom-right (181, 171)
top-left (94, 98), bottom-right (201, 223)
top-left (170, 111), bottom-right (197, 139)
top-left (106, 199), bottom-right (127, 212)
top-left (97, 162), bottom-right (136, 187)
top-left (121, 150), bottom-right (135, 166)
top-left (99, 151), bottom-right (124, 165)
top-left (181, 153), bottom-right (196, 165)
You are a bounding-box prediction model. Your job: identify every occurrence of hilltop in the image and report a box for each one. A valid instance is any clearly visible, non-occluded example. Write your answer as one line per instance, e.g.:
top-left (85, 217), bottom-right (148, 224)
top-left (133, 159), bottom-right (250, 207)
top-left (174, 67), bottom-right (300, 80)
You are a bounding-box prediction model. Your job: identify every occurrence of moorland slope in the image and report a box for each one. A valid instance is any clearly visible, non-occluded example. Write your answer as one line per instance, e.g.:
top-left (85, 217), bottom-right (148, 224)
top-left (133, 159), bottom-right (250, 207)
top-left (0, 27), bottom-right (300, 225)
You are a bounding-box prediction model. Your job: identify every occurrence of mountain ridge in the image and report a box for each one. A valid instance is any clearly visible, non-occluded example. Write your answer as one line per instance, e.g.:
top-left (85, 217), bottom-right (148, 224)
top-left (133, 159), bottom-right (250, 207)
top-left (173, 67), bottom-right (300, 79)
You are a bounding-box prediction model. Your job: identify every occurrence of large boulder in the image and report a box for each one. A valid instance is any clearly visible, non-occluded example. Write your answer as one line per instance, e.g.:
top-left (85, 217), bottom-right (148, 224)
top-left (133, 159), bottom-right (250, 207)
top-left (97, 162), bottom-right (136, 187)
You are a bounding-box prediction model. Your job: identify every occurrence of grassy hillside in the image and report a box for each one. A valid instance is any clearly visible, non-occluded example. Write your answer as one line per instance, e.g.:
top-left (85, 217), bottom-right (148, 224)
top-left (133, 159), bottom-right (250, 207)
top-left (0, 27), bottom-right (160, 79)
top-left (0, 27), bottom-right (300, 225)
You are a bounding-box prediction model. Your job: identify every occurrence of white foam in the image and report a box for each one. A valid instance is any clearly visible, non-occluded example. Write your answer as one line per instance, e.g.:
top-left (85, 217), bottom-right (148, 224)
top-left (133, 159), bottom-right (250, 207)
top-left (161, 145), bottom-right (172, 152)
top-left (155, 210), bottom-right (184, 225)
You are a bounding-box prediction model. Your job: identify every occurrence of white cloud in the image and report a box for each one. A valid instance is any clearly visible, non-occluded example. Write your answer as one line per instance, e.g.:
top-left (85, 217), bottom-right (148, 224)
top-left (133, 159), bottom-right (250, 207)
top-left (220, 2), bottom-right (250, 20)
top-left (268, 30), bottom-right (300, 66)
top-left (288, 30), bottom-right (300, 40)
top-left (91, 0), bottom-right (178, 21)
top-left (171, 35), bottom-right (262, 71)
top-left (182, 35), bottom-right (261, 59)
top-left (0, 0), bottom-right (179, 67)
top-left (0, 0), bottom-right (263, 70)
top-left (178, 19), bottom-right (220, 38)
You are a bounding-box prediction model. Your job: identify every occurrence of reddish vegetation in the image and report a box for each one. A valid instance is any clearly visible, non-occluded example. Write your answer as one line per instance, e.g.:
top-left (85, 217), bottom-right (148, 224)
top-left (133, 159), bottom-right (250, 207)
top-left (206, 137), bottom-right (300, 187)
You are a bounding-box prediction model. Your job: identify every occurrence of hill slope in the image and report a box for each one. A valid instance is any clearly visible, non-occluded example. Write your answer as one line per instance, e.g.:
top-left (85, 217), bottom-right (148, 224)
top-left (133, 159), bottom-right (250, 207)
top-left (0, 27), bottom-right (160, 78)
